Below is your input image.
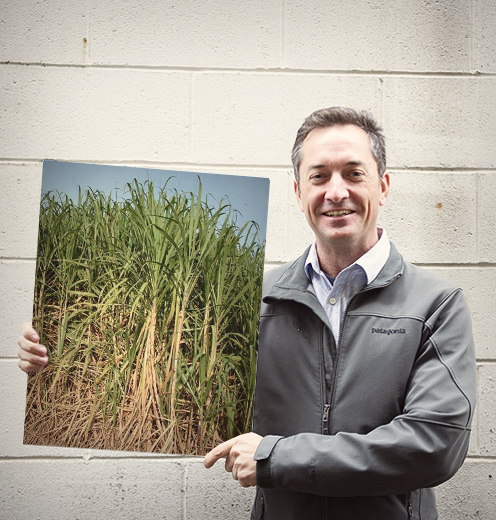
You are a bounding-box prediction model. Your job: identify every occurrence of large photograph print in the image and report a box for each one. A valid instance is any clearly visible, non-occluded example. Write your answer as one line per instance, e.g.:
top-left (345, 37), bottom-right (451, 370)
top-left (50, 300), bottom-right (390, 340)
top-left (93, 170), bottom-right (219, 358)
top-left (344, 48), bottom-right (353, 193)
top-left (24, 161), bottom-right (269, 455)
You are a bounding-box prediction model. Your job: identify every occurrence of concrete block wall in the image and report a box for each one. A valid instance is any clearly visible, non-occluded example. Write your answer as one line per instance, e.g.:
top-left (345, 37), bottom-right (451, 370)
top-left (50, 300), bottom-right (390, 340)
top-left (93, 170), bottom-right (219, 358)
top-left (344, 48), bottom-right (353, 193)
top-left (1, 0), bottom-right (494, 518)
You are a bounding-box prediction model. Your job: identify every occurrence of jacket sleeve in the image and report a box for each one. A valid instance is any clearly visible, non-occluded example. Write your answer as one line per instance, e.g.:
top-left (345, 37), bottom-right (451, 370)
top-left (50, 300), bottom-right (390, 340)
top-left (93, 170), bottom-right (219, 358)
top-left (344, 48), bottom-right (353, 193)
top-left (254, 288), bottom-right (477, 497)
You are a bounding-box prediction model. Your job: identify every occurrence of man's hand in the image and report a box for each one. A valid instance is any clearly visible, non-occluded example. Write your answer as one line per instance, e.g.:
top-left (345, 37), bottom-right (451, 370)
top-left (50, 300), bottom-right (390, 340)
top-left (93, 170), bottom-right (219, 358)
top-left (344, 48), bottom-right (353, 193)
top-left (17, 322), bottom-right (48, 373)
top-left (204, 432), bottom-right (262, 488)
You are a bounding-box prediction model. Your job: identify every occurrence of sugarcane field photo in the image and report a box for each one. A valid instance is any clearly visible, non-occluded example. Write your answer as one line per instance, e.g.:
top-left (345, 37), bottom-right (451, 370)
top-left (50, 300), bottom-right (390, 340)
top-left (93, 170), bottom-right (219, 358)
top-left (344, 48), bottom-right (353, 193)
top-left (24, 161), bottom-right (269, 455)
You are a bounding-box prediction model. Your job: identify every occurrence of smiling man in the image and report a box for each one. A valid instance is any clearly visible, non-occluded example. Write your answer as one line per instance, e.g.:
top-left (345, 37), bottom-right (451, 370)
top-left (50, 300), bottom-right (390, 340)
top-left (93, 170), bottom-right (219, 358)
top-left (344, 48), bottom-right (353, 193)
top-left (203, 107), bottom-right (476, 520)
top-left (18, 107), bottom-right (476, 520)
top-left (294, 123), bottom-right (389, 277)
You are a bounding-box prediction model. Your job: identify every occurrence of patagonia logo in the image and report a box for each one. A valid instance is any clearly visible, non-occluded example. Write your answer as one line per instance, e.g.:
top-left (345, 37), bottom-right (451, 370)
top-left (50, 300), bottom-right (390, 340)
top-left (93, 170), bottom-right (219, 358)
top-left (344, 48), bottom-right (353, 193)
top-left (371, 327), bottom-right (406, 335)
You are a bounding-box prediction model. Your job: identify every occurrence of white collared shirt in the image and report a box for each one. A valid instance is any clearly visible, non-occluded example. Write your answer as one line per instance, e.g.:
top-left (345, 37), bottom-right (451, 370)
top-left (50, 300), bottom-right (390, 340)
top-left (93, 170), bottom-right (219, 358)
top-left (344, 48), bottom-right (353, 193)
top-left (304, 228), bottom-right (391, 345)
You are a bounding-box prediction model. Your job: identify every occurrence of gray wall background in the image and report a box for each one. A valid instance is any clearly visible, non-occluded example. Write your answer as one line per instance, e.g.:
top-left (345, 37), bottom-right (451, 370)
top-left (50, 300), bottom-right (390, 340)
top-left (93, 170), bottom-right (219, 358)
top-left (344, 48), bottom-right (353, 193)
top-left (1, 0), bottom-right (495, 518)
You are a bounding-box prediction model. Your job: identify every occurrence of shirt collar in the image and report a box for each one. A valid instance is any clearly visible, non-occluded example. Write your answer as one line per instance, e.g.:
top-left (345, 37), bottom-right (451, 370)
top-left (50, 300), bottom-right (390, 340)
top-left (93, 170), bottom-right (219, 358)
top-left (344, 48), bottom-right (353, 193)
top-left (304, 227), bottom-right (391, 285)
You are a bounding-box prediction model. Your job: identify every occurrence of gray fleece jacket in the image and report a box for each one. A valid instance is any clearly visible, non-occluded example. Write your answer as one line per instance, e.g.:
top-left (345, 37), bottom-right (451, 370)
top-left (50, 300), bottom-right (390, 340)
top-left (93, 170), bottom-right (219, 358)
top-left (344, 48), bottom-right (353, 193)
top-left (251, 243), bottom-right (476, 520)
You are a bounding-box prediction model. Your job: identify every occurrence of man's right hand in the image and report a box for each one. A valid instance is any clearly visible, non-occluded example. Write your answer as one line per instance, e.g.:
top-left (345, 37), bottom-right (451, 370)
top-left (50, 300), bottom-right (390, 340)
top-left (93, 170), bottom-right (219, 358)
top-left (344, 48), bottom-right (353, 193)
top-left (17, 322), bottom-right (48, 373)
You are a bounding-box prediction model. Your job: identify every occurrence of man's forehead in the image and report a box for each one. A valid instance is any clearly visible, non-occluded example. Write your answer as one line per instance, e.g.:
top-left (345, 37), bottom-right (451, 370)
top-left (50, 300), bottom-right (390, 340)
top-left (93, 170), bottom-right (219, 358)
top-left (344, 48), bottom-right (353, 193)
top-left (301, 126), bottom-right (372, 161)
top-left (303, 124), bottom-right (369, 145)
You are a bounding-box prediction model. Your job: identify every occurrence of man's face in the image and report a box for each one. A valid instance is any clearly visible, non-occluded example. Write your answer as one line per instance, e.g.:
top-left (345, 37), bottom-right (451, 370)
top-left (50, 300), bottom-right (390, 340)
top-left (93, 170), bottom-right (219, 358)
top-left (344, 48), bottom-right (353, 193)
top-left (295, 124), bottom-right (390, 254)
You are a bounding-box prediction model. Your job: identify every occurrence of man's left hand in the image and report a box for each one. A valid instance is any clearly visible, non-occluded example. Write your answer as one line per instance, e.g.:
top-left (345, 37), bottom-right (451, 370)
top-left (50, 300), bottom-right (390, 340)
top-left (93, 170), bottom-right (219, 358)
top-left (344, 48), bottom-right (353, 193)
top-left (204, 432), bottom-right (263, 487)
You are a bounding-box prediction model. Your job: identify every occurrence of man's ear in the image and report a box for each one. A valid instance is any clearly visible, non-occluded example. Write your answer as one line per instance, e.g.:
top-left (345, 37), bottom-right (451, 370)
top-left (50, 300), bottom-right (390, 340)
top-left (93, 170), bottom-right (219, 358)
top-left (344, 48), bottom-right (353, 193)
top-left (379, 171), bottom-right (390, 207)
top-left (294, 179), bottom-right (304, 212)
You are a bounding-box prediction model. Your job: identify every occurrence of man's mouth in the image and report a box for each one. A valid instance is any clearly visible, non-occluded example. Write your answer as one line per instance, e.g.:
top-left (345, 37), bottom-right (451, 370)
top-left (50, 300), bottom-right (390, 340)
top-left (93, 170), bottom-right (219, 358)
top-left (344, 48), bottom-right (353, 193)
top-left (323, 210), bottom-right (354, 217)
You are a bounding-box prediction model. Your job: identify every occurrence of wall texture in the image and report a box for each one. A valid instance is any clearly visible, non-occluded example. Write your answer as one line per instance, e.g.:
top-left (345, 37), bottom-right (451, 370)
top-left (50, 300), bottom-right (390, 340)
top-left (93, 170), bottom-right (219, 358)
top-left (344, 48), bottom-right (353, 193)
top-left (1, 0), bottom-right (495, 518)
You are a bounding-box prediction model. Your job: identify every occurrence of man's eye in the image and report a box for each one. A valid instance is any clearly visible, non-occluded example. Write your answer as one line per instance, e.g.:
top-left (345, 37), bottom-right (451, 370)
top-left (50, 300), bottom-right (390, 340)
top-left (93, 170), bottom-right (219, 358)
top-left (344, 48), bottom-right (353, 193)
top-left (350, 171), bottom-right (363, 178)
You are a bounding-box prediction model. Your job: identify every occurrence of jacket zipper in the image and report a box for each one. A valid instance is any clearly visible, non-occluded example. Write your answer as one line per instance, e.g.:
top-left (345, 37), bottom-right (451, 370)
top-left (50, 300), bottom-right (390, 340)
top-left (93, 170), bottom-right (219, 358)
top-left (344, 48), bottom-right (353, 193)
top-left (320, 273), bottom-right (402, 520)
top-left (320, 322), bottom-right (331, 434)
top-left (322, 403), bottom-right (331, 434)
top-left (320, 323), bottom-right (332, 520)
top-left (407, 492), bottom-right (413, 517)
top-left (327, 272), bottom-right (403, 413)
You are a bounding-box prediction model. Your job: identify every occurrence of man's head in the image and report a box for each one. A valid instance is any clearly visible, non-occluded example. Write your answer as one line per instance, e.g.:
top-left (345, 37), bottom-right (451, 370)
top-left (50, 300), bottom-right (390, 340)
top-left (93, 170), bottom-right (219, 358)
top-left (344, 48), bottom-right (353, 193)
top-left (291, 107), bottom-right (386, 186)
top-left (292, 107), bottom-right (390, 260)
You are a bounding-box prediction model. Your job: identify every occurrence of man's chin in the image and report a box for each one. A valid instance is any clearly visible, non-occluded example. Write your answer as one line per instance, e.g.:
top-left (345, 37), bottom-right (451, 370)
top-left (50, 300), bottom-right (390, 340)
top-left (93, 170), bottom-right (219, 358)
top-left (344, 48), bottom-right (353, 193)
top-left (317, 230), bottom-right (356, 247)
top-left (315, 227), bottom-right (380, 255)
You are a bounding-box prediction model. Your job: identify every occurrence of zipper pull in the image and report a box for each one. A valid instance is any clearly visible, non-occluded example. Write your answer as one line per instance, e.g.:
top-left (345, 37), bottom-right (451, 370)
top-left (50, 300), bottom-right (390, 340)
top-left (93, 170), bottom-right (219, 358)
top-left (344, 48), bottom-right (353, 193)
top-left (322, 404), bottom-right (331, 434)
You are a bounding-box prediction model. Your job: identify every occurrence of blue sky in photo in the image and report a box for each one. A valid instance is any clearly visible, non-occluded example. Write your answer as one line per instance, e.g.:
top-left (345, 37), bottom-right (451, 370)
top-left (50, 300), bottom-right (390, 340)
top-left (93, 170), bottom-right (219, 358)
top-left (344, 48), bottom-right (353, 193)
top-left (41, 161), bottom-right (270, 243)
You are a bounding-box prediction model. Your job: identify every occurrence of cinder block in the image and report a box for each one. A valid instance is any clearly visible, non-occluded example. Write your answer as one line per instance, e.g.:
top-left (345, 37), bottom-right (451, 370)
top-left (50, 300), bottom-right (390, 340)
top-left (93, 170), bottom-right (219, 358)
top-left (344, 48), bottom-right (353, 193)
top-left (467, 403), bottom-right (479, 457)
top-left (90, 0), bottom-right (281, 69)
top-left (0, 362), bottom-right (29, 457)
top-left (191, 73), bottom-right (382, 166)
top-left (264, 170), bottom-right (294, 263)
top-left (0, 164), bottom-right (42, 259)
top-left (0, 65), bottom-right (191, 163)
top-left (0, 458), bottom-right (185, 519)
top-left (478, 172), bottom-right (496, 263)
top-left (264, 262), bottom-right (281, 273)
top-left (285, 0), bottom-right (471, 73)
top-left (473, 0), bottom-right (496, 73)
top-left (0, 261), bottom-right (36, 358)
top-left (287, 188), bottom-right (315, 259)
top-left (0, 0), bottom-right (88, 65)
top-left (477, 364), bottom-right (496, 457)
top-left (427, 267), bottom-right (496, 361)
top-left (264, 169), bottom-right (292, 264)
top-left (383, 78), bottom-right (496, 169)
top-left (186, 459), bottom-right (256, 518)
top-left (380, 171), bottom-right (477, 264)
top-left (437, 458), bottom-right (496, 519)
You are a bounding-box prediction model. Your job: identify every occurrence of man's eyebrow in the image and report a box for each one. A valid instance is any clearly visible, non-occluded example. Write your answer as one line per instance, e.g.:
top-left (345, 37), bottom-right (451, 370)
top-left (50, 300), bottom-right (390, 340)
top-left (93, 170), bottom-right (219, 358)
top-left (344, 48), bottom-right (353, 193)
top-left (344, 160), bottom-right (366, 168)
top-left (309, 160), bottom-right (365, 170)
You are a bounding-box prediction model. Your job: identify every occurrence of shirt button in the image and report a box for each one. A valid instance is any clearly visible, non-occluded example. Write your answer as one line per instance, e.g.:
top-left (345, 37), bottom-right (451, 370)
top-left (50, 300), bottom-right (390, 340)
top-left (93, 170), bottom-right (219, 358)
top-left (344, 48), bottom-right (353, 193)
top-left (329, 297), bottom-right (337, 305)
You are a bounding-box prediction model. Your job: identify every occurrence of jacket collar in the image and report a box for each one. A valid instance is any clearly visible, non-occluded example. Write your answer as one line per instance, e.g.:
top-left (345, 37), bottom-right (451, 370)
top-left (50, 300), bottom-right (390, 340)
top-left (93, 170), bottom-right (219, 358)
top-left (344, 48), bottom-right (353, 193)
top-left (264, 242), bottom-right (405, 306)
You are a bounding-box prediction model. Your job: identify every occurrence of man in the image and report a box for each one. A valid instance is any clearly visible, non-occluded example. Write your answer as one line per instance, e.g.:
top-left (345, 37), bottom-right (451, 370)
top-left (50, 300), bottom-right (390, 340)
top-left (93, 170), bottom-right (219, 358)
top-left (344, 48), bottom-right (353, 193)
top-left (203, 107), bottom-right (476, 519)
top-left (19, 107), bottom-right (476, 519)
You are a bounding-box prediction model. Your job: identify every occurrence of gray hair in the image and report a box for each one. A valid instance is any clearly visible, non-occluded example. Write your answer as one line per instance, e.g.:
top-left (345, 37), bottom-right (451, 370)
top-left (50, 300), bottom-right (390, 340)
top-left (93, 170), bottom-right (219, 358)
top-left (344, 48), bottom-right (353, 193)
top-left (291, 107), bottom-right (387, 185)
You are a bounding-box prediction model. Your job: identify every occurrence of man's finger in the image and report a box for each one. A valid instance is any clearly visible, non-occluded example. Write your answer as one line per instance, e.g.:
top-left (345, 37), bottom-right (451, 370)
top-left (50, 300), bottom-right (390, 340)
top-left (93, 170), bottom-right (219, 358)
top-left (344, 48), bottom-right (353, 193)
top-left (18, 323), bottom-right (46, 357)
top-left (17, 323), bottom-right (48, 374)
top-left (204, 438), bottom-right (235, 468)
top-left (18, 347), bottom-right (47, 366)
top-left (225, 453), bottom-right (234, 473)
top-left (231, 462), bottom-right (238, 481)
top-left (21, 322), bottom-right (39, 342)
top-left (18, 359), bottom-right (46, 373)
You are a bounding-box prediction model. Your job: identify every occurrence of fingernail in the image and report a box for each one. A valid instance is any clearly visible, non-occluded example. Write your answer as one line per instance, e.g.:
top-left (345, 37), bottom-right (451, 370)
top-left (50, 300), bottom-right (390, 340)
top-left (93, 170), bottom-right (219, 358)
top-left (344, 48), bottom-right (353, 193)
top-left (31, 334), bottom-right (39, 342)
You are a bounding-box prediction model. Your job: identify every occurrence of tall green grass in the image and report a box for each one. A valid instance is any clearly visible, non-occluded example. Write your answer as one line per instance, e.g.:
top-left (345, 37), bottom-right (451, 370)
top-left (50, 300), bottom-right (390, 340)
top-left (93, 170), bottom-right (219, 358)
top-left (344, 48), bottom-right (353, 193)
top-left (25, 178), bottom-right (264, 454)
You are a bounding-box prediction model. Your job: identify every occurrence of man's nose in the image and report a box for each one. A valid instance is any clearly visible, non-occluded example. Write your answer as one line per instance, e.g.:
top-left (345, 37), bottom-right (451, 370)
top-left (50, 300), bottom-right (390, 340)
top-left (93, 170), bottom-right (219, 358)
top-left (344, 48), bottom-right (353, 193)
top-left (325, 175), bottom-right (349, 203)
